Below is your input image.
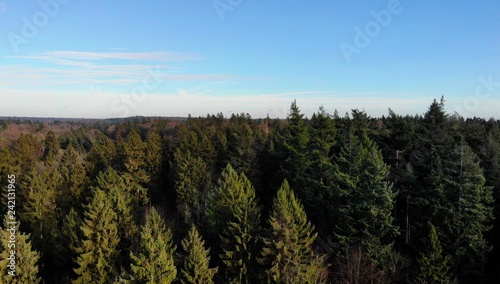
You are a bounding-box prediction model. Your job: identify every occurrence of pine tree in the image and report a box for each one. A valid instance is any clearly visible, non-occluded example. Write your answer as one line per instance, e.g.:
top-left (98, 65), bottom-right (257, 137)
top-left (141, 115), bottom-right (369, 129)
top-left (278, 100), bottom-right (310, 196)
top-left (332, 133), bottom-right (397, 262)
top-left (418, 223), bottom-right (453, 283)
top-left (87, 132), bottom-right (117, 179)
top-left (261, 180), bottom-right (326, 283)
top-left (73, 189), bottom-right (120, 284)
top-left (144, 128), bottom-right (164, 199)
top-left (173, 149), bottom-right (212, 226)
top-left (179, 225), bottom-right (218, 284)
top-left (304, 106), bottom-right (337, 233)
top-left (58, 145), bottom-right (87, 213)
top-left (452, 143), bottom-right (493, 278)
top-left (0, 216), bottom-right (41, 283)
top-left (205, 164), bottom-right (261, 283)
top-left (43, 130), bottom-right (59, 162)
top-left (130, 207), bottom-right (177, 284)
top-left (19, 166), bottom-right (63, 282)
top-left (122, 128), bottom-right (150, 186)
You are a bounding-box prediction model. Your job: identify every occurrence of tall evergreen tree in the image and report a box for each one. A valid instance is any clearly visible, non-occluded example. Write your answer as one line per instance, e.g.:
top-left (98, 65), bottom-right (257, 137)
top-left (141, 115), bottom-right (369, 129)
top-left (418, 223), bottom-right (453, 283)
top-left (172, 149), bottom-right (212, 226)
top-left (278, 100), bottom-right (310, 197)
top-left (122, 128), bottom-right (150, 185)
top-left (87, 132), bottom-right (117, 179)
top-left (261, 180), bottom-right (326, 283)
top-left (179, 225), bottom-right (218, 284)
top-left (130, 207), bottom-right (177, 284)
top-left (73, 189), bottom-right (120, 284)
top-left (58, 145), bottom-right (87, 213)
top-left (43, 130), bottom-right (59, 163)
top-left (205, 164), bottom-right (261, 283)
top-left (452, 143), bottom-right (493, 279)
top-left (0, 216), bottom-right (41, 283)
top-left (304, 106), bottom-right (337, 233)
top-left (332, 133), bottom-right (397, 262)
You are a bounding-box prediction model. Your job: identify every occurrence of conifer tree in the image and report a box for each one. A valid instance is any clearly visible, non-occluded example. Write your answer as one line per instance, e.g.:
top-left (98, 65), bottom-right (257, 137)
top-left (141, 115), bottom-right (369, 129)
top-left (144, 128), bottom-right (164, 199)
top-left (261, 180), bottom-right (326, 283)
top-left (332, 133), bottom-right (397, 261)
top-left (418, 223), bottom-right (453, 283)
top-left (58, 145), bottom-right (87, 213)
top-left (205, 164), bottom-right (261, 283)
top-left (19, 166), bottom-right (63, 282)
top-left (0, 216), bottom-right (41, 283)
top-left (43, 130), bottom-right (59, 162)
top-left (179, 225), bottom-right (218, 284)
top-left (73, 189), bottom-right (120, 284)
top-left (130, 207), bottom-right (177, 284)
top-left (173, 149), bottom-right (211, 226)
top-left (305, 106), bottom-right (337, 233)
top-left (278, 100), bottom-right (310, 195)
top-left (122, 128), bottom-right (150, 185)
top-left (452, 143), bottom-right (493, 278)
top-left (87, 132), bottom-right (117, 179)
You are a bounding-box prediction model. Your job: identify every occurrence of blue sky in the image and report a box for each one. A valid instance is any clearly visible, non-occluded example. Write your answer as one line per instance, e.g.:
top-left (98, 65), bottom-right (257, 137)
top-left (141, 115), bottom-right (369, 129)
top-left (0, 0), bottom-right (499, 118)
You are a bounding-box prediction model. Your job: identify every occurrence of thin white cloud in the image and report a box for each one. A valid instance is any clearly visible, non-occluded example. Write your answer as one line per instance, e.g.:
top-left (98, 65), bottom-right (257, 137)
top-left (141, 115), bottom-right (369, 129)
top-left (0, 2), bottom-right (7, 12)
top-left (1, 50), bottom-right (233, 89)
top-left (7, 50), bottom-right (201, 62)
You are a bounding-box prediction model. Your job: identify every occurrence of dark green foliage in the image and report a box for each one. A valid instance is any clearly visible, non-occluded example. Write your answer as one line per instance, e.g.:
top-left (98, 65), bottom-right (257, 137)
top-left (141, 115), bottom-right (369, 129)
top-left (43, 130), bottom-right (59, 162)
top-left (261, 180), bottom-right (327, 283)
top-left (73, 189), bottom-right (120, 284)
top-left (418, 224), bottom-right (453, 283)
top-left (179, 225), bottom-right (218, 284)
top-left (0, 100), bottom-right (499, 283)
top-left (172, 149), bottom-right (211, 226)
top-left (0, 216), bottom-right (41, 283)
top-left (205, 164), bottom-right (261, 283)
top-left (130, 207), bottom-right (177, 284)
top-left (331, 132), bottom-right (397, 262)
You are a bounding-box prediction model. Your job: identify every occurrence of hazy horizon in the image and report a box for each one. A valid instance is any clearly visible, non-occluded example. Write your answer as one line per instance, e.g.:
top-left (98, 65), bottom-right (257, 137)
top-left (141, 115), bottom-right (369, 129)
top-left (1, 0), bottom-right (499, 119)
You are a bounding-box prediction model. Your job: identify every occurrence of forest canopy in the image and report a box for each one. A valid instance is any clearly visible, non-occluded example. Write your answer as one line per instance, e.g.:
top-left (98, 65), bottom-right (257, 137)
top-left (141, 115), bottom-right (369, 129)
top-left (0, 98), bottom-right (499, 283)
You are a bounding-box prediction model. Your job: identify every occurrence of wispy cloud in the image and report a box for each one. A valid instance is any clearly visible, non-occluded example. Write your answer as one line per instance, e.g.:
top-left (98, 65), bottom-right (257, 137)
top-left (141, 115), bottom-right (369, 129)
top-left (7, 50), bottom-right (201, 62)
top-left (1, 50), bottom-right (234, 89)
top-left (0, 2), bottom-right (7, 12)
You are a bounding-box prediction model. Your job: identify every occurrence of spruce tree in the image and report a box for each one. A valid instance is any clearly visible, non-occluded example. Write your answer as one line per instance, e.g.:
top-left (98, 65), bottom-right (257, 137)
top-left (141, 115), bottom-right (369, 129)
top-left (452, 143), bottom-right (493, 278)
top-left (122, 128), bottom-right (150, 186)
top-left (58, 145), bottom-right (87, 213)
top-left (73, 189), bottom-right (120, 284)
top-left (418, 223), bottom-right (453, 283)
top-left (87, 132), bottom-right (117, 179)
top-left (43, 130), bottom-right (59, 163)
top-left (278, 100), bottom-right (310, 198)
top-left (261, 180), bottom-right (326, 284)
top-left (0, 216), bottom-right (41, 283)
top-left (173, 149), bottom-right (211, 226)
top-left (205, 164), bottom-right (261, 283)
top-left (332, 133), bottom-right (397, 261)
top-left (179, 225), bottom-right (218, 284)
top-left (305, 106), bottom-right (337, 233)
top-left (130, 207), bottom-right (177, 284)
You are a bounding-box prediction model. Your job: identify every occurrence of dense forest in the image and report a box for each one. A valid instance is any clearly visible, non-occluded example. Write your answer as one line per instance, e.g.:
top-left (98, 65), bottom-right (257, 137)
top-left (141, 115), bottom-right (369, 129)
top-left (0, 97), bottom-right (499, 283)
